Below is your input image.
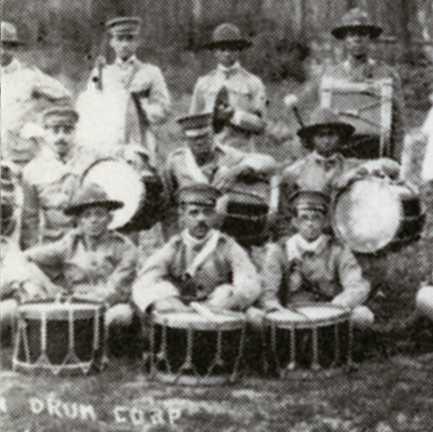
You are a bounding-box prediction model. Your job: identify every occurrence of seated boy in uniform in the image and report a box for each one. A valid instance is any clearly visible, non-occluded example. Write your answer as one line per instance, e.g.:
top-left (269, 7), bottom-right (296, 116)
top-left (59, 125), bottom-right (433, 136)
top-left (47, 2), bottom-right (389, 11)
top-left (258, 190), bottom-right (374, 329)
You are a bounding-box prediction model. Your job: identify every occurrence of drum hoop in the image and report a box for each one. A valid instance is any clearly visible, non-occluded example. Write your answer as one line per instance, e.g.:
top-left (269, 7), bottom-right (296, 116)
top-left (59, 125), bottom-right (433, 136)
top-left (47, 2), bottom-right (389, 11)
top-left (19, 300), bottom-right (103, 320)
top-left (151, 311), bottom-right (245, 331)
top-left (153, 371), bottom-right (235, 386)
top-left (331, 176), bottom-right (404, 253)
top-left (12, 358), bottom-right (97, 375)
top-left (265, 302), bottom-right (351, 328)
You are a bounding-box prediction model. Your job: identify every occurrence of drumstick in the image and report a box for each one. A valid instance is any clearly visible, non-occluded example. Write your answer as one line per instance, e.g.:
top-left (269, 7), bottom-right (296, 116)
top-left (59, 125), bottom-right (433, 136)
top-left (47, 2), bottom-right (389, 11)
top-left (190, 302), bottom-right (226, 323)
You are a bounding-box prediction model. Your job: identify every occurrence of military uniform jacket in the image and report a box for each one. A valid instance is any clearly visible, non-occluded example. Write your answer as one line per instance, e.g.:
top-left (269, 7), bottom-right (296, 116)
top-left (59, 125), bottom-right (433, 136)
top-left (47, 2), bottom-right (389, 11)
top-left (20, 149), bottom-right (82, 249)
top-left (25, 229), bottom-right (137, 305)
top-left (134, 230), bottom-right (261, 311)
top-left (260, 234), bottom-right (370, 311)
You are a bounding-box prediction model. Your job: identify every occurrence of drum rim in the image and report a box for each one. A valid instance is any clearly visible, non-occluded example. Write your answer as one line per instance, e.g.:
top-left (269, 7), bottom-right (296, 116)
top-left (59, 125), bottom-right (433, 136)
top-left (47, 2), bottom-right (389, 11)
top-left (331, 176), bottom-right (404, 253)
top-left (151, 310), bottom-right (245, 330)
top-left (18, 300), bottom-right (103, 320)
top-left (265, 302), bottom-right (351, 327)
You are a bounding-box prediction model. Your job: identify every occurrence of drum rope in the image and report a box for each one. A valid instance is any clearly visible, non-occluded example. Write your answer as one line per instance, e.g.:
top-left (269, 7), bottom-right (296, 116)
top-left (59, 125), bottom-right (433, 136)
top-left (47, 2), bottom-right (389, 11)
top-left (288, 326), bottom-right (296, 371)
top-left (206, 329), bottom-right (225, 379)
top-left (311, 327), bottom-right (321, 371)
top-left (333, 324), bottom-right (340, 368)
top-left (231, 322), bottom-right (246, 383)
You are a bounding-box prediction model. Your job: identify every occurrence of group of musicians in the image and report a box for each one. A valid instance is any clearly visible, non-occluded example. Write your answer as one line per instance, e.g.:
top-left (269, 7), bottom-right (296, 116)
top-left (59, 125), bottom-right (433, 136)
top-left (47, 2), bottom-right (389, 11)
top-left (1, 8), bottom-right (433, 362)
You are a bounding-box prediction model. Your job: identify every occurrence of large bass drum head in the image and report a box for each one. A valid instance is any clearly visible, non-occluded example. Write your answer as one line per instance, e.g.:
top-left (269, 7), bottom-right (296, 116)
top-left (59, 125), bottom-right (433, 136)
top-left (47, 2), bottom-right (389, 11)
top-left (333, 177), bottom-right (402, 253)
top-left (81, 158), bottom-right (145, 230)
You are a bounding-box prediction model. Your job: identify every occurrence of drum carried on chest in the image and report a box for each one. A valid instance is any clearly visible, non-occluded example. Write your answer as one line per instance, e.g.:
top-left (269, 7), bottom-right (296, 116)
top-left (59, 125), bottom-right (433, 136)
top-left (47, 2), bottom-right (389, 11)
top-left (149, 311), bottom-right (246, 385)
top-left (81, 158), bottom-right (163, 231)
top-left (321, 78), bottom-right (394, 159)
top-left (332, 176), bottom-right (425, 254)
top-left (13, 300), bottom-right (106, 375)
top-left (265, 303), bottom-right (353, 379)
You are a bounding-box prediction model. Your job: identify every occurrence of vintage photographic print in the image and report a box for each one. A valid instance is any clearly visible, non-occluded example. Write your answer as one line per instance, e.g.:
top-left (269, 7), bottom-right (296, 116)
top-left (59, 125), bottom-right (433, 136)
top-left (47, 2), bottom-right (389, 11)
top-left (1, 0), bottom-right (433, 431)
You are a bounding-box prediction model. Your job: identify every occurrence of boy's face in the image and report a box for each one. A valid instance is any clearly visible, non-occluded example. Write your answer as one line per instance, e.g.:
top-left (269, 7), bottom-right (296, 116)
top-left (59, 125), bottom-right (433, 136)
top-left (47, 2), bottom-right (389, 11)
top-left (293, 209), bottom-right (327, 242)
top-left (343, 29), bottom-right (371, 60)
top-left (45, 124), bottom-right (75, 158)
top-left (181, 204), bottom-right (217, 239)
top-left (312, 128), bottom-right (341, 157)
top-left (109, 33), bottom-right (139, 61)
top-left (79, 206), bottom-right (112, 238)
top-left (215, 46), bottom-right (240, 68)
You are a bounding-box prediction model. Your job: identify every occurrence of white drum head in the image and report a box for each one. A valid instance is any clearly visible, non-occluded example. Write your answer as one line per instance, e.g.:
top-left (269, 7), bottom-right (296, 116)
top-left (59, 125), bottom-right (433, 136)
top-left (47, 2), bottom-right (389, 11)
top-left (152, 311), bottom-right (244, 331)
top-left (333, 177), bottom-right (402, 253)
top-left (19, 302), bottom-right (101, 320)
top-left (82, 159), bottom-right (145, 230)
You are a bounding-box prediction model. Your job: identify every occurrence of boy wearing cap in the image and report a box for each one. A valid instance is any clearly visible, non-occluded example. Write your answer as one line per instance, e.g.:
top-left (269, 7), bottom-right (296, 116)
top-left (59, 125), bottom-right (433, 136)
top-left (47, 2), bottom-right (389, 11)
top-left (190, 23), bottom-right (267, 151)
top-left (25, 182), bottom-right (137, 330)
top-left (162, 113), bottom-right (276, 237)
top-left (132, 183), bottom-right (261, 315)
top-left (77, 16), bottom-right (170, 162)
top-left (284, 8), bottom-right (405, 161)
top-left (20, 106), bottom-right (82, 250)
top-left (258, 190), bottom-right (374, 330)
top-left (1, 21), bottom-right (70, 164)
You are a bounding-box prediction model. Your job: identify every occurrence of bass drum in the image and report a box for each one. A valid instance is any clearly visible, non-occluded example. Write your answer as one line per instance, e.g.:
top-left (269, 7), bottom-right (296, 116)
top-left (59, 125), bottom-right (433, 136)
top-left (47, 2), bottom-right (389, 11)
top-left (332, 176), bottom-right (425, 254)
top-left (80, 158), bottom-right (163, 232)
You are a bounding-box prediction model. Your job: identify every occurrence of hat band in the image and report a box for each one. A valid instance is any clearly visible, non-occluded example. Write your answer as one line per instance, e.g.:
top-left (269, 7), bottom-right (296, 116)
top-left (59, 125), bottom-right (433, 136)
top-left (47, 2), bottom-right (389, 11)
top-left (184, 127), bottom-right (212, 138)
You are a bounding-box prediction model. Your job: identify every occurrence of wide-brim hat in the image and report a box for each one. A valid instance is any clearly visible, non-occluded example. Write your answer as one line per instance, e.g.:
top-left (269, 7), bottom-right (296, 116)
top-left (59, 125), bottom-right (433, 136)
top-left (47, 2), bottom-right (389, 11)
top-left (204, 23), bottom-right (251, 50)
top-left (1, 21), bottom-right (24, 46)
top-left (64, 182), bottom-right (123, 216)
top-left (331, 8), bottom-right (382, 40)
top-left (297, 108), bottom-right (355, 141)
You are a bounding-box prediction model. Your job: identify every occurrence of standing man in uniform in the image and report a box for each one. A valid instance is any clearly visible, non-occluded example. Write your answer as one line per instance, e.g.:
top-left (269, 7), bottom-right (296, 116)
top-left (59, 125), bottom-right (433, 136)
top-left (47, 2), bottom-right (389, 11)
top-left (284, 8), bottom-right (405, 161)
top-left (1, 21), bottom-right (70, 168)
top-left (20, 106), bottom-right (81, 250)
top-left (76, 16), bottom-right (171, 165)
top-left (190, 23), bottom-right (267, 151)
top-left (132, 183), bottom-right (261, 315)
top-left (162, 113), bottom-right (276, 238)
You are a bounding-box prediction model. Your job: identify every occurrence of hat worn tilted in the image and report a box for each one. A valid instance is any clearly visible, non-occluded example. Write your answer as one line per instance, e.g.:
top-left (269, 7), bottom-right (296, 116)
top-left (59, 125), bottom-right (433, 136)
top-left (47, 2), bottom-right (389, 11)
top-left (1, 21), bottom-right (24, 46)
top-left (205, 23), bottom-right (251, 50)
top-left (290, 190), bottom-right (329, 214)
top-left (177, 113), bottom-right (213, 138)
top-left (177, 183), bottom-right (221, 208)
top-left (43, 105), bottom-right (79, 128)
top-left (106, 16), bottom-right (142, 36)
top-left (331, 8), bottom-right (383, 40)
top-left (64, 183), bottom-right (123, 216)
top-left (297, 107), bottom-right (355, 141)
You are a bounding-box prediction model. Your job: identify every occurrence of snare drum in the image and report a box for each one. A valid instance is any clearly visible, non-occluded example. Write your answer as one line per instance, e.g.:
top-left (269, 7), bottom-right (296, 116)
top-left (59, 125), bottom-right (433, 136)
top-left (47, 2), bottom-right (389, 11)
top-left (150, 311), bottom-right (246, 385)
top-left (13, 300), bottom-right (106, 375)
top-left (332, 176), bottom-right (425, 254)
top-left (265, 303), bottom-right (352, 379)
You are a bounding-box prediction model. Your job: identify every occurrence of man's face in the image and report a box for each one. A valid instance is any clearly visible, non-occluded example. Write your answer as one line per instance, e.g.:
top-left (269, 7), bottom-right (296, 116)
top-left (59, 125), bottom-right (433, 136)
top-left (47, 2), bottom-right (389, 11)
top-left (79, 206), bottom-right (112, 238)
top-left (343, 29), bottom-right (371, 60)
top-left (312, 128), bottom-right (341, 157)
top-left (293, 209), bottom-right (327, 242)
top-left (0, 42), bottom-right (16, 66)
top-left (109, 33), bottom-right (139, 61)
top-left (44, 124), bottom-right (75, 158)
top-left (214, 46), bottom-right (240, 68)
top-left (181, 204), bottom-right (217, 239)
top-left (187, 133), bottom-right (214, 162)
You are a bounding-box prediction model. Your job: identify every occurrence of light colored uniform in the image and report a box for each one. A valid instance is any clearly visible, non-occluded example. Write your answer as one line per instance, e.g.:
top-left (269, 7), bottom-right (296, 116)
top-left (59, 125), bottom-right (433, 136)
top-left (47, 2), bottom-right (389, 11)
top-left (76, 55), bottom-right (171, 161)
top-left (25, 229), bottom-right (138, 326)
top-left (20, 148), bottom-right (81, 250)
top-left (1, 58), bottom-right (70, 162)
top-left (259, 234), bottom-right (374, 329)
top-left (132, 229), bottom-right (261, 313)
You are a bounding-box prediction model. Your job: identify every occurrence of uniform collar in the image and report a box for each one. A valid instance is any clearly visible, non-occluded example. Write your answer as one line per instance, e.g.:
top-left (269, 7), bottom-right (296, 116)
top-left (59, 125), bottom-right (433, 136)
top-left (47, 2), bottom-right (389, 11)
top-left (343, 57), bottom-right (376, 75)
top-left (75, 229), bottom-right (111, 249)
top-left (115, 54), bottom-right (138, 67)
top-left (181, 228), bottom-right (217, 251)
top-left (1, 57), bottom-right (21, 74)
top-left (217, 61), bottom-right (241, 78)
top-left (291, 233), bottom-right (329, 257)
top-left (311, 151), bottom-right (344, 166)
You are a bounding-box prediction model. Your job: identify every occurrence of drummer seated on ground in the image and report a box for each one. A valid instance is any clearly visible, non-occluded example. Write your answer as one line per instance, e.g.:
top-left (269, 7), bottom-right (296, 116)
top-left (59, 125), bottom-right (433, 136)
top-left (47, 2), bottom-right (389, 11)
top-left (254, 190), bottom-right (374, 330)
top-left (24, 182), bottom-right (138, 332)
top-left (132, 183), bottom-right (262, 316)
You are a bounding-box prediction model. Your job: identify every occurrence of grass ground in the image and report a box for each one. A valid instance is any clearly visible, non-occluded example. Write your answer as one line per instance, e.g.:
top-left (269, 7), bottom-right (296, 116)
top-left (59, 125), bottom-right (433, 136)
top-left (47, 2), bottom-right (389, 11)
top-left (1, 50), bottom-right (433, 431)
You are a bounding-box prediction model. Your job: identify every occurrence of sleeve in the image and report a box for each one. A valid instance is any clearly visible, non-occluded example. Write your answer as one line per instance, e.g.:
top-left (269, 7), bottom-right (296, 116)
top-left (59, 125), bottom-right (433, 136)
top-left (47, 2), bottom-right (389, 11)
top-left (20, 173), bottom-right (40, 250)
top-left (24, 236), bottom-right (68, 268)
top-left (132, 241), bottom-right (180, 313)
top-left (259, 243), bottom-right (285, 311)
top-left (104, 238), bottom-right (138, 305)
top-left (33, 68), bottom-right (71, 101)
top-left (332, 247), bottom-right (370, 309)
top-left (249, 77), bottom-right (267, 118)
top-left (238, 151), bottom-right (276, 175)
top-left (189, 77), bottom-right (206, 114)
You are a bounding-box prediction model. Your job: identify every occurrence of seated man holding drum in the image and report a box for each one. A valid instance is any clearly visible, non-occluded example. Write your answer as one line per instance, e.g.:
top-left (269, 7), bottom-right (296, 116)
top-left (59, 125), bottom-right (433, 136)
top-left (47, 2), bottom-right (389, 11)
top-left (132, 183), bottom-right (262, 316)
top-left (259, 190), bottom-right (374, 330)
top-left (24, 182), bottom-right (138, 331)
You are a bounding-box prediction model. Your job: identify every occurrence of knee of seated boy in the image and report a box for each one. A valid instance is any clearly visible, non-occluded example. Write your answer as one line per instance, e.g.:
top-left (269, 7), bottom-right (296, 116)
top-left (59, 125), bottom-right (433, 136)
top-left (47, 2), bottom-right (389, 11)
top-left (105, 303), bottom-right (134, 327)
top-left (245, 306), bottom-right (266, 331)
top-left (351, 305), bottom-right (375, 330)
top-left (416, 286), bottom-right (433, 320)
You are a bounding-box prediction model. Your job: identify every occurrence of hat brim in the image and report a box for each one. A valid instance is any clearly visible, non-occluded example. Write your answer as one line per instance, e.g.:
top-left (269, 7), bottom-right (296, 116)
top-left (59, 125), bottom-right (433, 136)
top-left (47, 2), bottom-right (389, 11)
top-left (64, 200), bottom-right (123, 216)
top-left (297, 122), bottom-right (355, 141)
top-left (331, 25), bottom-right (383, 40)
top-left (203, 39), bottom-right (252, 50)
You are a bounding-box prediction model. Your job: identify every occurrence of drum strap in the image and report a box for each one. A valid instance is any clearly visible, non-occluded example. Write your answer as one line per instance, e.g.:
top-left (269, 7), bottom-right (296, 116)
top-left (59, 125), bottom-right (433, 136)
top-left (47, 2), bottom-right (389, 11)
top-left (184, 148), bottom-right (211, 184)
